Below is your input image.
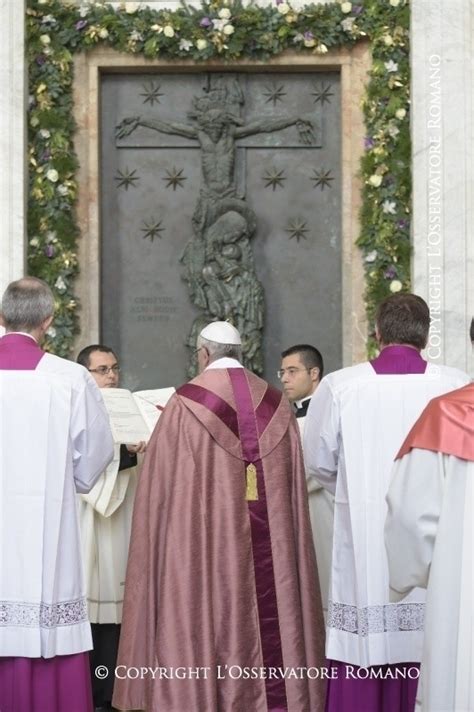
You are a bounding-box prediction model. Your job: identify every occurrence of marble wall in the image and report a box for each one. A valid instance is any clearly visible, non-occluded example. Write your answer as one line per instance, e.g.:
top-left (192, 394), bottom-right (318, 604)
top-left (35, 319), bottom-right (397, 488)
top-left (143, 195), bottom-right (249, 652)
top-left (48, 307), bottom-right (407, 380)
top-left (0, 0), bottom-right (26, 290)
top-left (411, 0), bottom-right (474, 374)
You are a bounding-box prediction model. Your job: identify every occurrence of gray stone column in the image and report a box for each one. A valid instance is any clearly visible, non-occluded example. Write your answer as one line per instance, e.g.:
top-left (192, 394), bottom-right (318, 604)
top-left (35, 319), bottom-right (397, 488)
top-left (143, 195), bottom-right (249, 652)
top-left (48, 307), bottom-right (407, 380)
top-left (0, 0), bottom-right (26, 291)
top-left (411, 0), bottom-right (474, 374)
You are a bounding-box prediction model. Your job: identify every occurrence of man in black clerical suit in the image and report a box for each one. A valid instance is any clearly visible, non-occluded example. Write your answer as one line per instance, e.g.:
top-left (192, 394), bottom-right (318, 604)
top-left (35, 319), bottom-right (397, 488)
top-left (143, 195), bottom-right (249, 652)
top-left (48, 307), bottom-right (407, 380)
top-left (278, 344), bottom-right (333, 620)
top-left (278, 344), bottom-right (323, 422)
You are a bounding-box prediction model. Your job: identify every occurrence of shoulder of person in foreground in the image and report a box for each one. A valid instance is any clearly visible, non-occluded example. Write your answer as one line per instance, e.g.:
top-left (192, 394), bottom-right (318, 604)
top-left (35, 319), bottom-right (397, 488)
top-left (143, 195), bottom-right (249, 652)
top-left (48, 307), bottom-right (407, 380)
top-left (41, 353), bottom-right (115, 489)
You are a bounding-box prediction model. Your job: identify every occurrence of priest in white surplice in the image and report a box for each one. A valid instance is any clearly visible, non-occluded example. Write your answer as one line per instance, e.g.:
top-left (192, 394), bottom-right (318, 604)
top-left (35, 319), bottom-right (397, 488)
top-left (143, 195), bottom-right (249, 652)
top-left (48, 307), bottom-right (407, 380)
top-left (279, 343), bottom-right (334, 620)
top-left (386, 344), bottom-right (474, 711)
top-left (0, 277), bottom-right (114, 712)
top-left (303, 293), bottom-right (470, 712)
top-left (76, 344), bottom-right (145, 710)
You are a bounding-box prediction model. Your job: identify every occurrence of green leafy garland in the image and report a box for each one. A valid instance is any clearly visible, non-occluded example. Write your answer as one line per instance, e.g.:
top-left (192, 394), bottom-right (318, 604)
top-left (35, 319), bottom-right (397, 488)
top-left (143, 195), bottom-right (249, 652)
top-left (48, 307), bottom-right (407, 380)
top-left (26, 0), bottom-right (409, 357)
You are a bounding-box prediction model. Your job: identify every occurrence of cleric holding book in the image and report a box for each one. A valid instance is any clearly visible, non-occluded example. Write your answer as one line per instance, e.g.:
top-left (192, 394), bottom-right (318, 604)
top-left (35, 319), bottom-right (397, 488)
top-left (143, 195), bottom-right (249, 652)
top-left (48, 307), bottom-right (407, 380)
top-left (76, 344), bottom-right (146, 711)
top-left (113, 321), bottom-right (327, 712)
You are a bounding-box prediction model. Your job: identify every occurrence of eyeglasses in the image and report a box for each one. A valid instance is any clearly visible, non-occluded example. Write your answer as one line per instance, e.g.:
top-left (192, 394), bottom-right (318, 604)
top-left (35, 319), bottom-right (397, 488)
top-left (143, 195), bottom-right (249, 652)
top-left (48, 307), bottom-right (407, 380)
top-left (88, 365), bottom-right (120, 375)
top-left (277, 367), bottom-right (311, 380)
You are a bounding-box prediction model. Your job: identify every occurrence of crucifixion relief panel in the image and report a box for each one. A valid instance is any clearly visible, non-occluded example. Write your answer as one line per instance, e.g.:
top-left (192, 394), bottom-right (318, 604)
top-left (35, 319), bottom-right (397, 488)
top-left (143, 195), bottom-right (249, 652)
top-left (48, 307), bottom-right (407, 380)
top-left (100, 71), bottom-right (341, 389)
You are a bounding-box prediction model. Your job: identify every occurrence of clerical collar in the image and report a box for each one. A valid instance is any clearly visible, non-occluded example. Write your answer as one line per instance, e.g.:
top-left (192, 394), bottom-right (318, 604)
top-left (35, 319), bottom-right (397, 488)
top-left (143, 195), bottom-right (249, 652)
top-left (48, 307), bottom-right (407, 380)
top-left (294, 397), bottom-right (311, 418)
top-left (371, 344), bottom-right (426, 375)
top-left (3, 331), bottom-right (38, 343)
top-left (205, 357), bottom-right (243, 370)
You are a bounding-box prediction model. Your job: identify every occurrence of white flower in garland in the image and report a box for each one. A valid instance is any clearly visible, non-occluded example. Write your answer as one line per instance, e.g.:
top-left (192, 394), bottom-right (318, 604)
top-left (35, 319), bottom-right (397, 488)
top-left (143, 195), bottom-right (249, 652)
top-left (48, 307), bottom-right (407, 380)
top-left (277, 3), bottom-right (290, 15)
top-left (341, 17), bottom-right (356, 32)
top-left (124, 2), bottom-right (140, 13)
top-left (46, 326), bottom-right (57, 338)
top-left (55, 276), bottom-right (67, 293)
top-left (315, 42), bottom-right (328, 53)
top-left (46, 168), bottom-right (59, 183)
top-left (39, 128), bottom-right (51, 139)
top-left (99, 28), bottom-right (109, 39)
top-left (212, 18), bottom-right (228, 32)
top-left (389, 0), bottom-right (401, 6)
top-left (39, 34), bottom-right (51, 45)
top-left (395, 108), bottom-right (407, 120)
top-left (382, 199), bottom-right (396, 214)
top-left (179, 38), bottom-right (193, 51)
top-left (341, 2), bottom-right (352, 13)
top-left (382, 34), bottom-right (394, 46)
top-left (29, 237), bottom-right (40, 248)
top-left (79, 6), bottom-right (90, 17)
top-left (388, 124), bottom-right (400, 138)
top-left (384, 60), bottom-right (398, 73)
top-left (368, 174), bottom-right (382, 187)
top-left (163, 25), bottom-right (175, 38)
top-left (223, 24), bottom-right (235, 35)
top-left (150, 24), bottom-right (163, 33)
top-left (390, 279), bottom-right (403, 293)
top-left (57, 184), bottom-right (69, 197)
top-left (365, 250), bottom-right (378, 263)
top-left (196, 38), bottom-right (208, 50)
top-left (218, 8), bottom-right (232, 20)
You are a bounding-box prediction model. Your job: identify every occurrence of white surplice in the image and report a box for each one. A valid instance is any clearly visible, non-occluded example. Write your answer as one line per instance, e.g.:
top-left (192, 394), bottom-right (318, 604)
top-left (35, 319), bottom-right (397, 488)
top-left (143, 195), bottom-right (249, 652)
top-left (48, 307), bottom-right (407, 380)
top-left (0, 359), bottom-right (114, 658)
top-left (386, 449), bottom-right (474, 712)
top-left (303, 362), bottom-right (469, 667)
top-left (296, 414), bottom-right (334, 620)
top-left (78, 445), bottom-right (139, 624)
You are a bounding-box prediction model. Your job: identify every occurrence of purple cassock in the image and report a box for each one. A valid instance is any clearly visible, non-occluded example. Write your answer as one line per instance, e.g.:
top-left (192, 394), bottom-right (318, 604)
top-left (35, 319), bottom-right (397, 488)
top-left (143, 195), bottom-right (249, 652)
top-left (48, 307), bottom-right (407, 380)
top-left (0, 333), bottom-right (94, 712)
top-left (324, 345), bottom-right (425, 712)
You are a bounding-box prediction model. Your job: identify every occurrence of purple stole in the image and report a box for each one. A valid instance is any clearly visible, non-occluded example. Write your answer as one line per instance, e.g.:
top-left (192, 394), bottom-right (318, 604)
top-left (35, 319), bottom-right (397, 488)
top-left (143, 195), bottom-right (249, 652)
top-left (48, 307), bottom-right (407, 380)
top-left (0, 333), bottom-right (45, 370)
top-left (177, 371), bottom-right (287, 711)
top-left (370, 344), bottom-right (427, 375)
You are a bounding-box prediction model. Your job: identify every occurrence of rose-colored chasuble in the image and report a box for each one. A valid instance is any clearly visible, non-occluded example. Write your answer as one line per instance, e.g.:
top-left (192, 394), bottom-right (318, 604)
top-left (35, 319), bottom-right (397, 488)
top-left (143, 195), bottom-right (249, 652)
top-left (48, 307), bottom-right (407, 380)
top-left (178, 371), bottom-right (288, 710)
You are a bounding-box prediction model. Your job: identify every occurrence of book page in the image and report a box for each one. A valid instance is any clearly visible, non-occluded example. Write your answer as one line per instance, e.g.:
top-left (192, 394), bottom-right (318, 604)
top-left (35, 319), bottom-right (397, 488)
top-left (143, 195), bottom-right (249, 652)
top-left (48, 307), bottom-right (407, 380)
top-left (133, 387), bottom-right (176, 433)
top-left (100, 388), bottom-right (151, 444)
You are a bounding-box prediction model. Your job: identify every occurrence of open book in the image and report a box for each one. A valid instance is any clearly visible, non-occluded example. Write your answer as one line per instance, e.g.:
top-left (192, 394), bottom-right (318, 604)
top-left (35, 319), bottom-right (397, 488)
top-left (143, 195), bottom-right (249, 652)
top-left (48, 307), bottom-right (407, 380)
top-left (100, 387), bottom-right (175, 444)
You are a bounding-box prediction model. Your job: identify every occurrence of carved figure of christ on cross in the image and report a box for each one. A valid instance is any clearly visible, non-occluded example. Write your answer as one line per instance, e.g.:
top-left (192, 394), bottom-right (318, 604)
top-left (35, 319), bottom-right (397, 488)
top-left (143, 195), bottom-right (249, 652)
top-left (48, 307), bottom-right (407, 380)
top-left (116, 102), bottom-right (315, 198)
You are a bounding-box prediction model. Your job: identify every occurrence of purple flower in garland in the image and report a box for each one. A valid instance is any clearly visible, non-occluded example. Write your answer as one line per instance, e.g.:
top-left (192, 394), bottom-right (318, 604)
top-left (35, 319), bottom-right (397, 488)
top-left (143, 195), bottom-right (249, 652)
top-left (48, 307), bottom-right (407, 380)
top-left (364, 136), bottom-right (375, 150)
top-left (199, 17), bottom-right (212, 28)
top-left (40, 149), bottom-right (51, 162)
top-left (352, 5), bottom-right (364, 15)
top-left (44, 244), bottom-right (55, 259)
top-left (304, 31), bottom-right (314, 40)
top-left (75, 19), bottom-right (88, 31)
top-left (384, 266), bottom-right (397, 280)
top-left (35, 54), bottom-right (47, 66)
top-left (397, 219), bottom-right (409, 230)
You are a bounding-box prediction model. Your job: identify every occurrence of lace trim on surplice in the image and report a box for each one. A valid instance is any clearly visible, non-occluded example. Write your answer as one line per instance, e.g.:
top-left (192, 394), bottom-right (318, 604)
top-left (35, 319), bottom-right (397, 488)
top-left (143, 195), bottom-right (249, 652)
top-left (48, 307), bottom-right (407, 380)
top-left (0, 597), bottom-right (88, 628)
top-left (328, 600), bottom-right (424, 636)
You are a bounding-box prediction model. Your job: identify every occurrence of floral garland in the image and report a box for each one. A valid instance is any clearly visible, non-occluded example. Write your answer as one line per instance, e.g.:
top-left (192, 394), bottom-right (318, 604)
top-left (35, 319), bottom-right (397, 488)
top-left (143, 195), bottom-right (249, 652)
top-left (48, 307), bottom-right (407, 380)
top-left (26, 0), bottom-right (409, 357)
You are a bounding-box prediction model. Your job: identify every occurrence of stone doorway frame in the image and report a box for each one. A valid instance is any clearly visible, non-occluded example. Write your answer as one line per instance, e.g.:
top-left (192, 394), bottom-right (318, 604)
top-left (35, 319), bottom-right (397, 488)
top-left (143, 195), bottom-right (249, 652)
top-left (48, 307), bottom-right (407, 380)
top-left (73, 44), bottom-right (371, 365)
